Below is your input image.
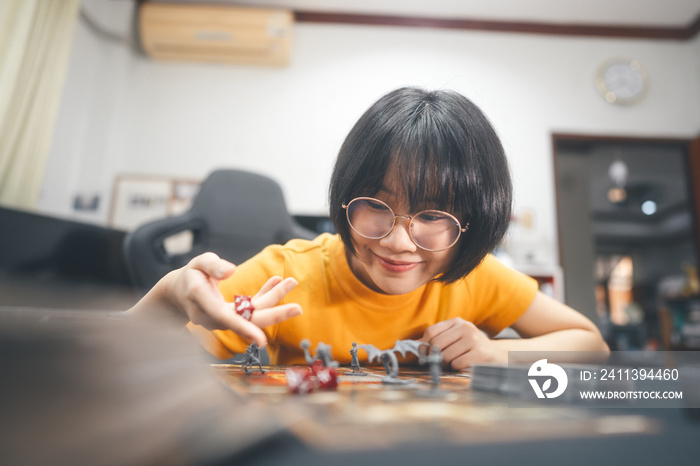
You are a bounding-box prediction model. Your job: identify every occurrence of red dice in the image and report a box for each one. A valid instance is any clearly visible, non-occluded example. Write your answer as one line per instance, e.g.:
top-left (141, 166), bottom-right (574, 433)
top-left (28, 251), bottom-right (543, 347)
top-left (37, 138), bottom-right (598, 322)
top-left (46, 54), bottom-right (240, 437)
top-left (308, 360), bottom-right (338, 389)
top-left (234, 295), bottom-right (255, 321)
top-left (314, 366), bottom-right (338, 390)
top-left (308, 359), bottom-right (324, 375)
top-left (286, 361), bottom-right (339, 394)
top-left (285, 367), bottom-right (315, 394)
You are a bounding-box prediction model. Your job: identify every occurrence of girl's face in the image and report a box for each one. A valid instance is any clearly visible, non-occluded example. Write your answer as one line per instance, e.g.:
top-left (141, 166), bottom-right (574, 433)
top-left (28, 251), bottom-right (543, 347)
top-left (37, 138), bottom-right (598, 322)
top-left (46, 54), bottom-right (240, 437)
top-left (346, 185), bottom-right (460, 295)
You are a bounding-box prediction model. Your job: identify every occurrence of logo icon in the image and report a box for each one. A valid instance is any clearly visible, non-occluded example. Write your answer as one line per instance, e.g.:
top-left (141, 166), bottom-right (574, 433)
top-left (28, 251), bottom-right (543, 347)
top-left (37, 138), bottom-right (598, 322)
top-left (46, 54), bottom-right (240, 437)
top-left (528, 359), bottom-right (568, 399)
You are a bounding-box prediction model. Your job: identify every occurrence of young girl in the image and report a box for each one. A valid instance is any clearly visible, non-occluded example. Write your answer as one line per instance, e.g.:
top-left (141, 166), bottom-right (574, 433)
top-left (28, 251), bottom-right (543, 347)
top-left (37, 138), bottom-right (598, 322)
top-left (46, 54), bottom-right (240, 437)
top-left (129, 87), bottom-right (608, 370)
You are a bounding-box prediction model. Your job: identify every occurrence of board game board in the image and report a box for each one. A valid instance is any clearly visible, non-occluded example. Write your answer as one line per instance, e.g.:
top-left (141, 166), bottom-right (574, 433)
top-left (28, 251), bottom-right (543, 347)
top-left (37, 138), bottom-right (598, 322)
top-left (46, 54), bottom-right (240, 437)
top-left (210, 364), bottom-right (658, 452)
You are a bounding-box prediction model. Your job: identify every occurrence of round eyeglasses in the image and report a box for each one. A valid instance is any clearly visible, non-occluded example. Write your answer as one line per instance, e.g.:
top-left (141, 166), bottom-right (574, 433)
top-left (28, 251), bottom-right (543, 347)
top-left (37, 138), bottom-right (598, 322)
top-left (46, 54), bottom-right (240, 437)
top-left (342, 197), bottom-right (469, 252)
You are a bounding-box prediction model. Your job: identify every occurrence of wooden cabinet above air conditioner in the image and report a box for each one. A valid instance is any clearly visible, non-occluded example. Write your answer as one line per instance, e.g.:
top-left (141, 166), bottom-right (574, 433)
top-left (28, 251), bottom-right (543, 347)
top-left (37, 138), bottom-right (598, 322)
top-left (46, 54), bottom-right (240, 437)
top-left (139, 3), bottom-right (293, 66)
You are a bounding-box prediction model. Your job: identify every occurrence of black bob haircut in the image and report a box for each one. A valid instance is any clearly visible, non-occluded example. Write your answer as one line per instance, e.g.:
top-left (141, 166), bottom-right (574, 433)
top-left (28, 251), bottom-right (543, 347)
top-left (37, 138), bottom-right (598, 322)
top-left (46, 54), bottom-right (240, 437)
top-left (329, 87), bottom-right (512, 284)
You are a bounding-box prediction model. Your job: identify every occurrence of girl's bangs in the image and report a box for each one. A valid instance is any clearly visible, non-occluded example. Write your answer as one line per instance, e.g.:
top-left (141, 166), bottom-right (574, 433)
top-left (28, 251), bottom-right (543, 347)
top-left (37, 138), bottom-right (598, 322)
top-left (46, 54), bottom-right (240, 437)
top-left (388, 142), bottom-right (468, 221)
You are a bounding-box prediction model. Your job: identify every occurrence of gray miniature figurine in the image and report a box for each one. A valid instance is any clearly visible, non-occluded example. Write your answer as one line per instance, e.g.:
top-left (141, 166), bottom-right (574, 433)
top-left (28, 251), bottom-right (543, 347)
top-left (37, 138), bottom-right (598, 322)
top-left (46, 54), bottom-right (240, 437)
top-left (315, 342), bottom-right (338, 368)
top-left (417, 344), bottom-right (448, 397)
top-left (300, 339), bottom-right (338, 368)
top-left (346, 342), bottom-right (367, 376)
top-left (240, 342), bottom-right (265, 375)
top-left (358, 340), bottom-right (427, 384)
top-left (423, 345), bottom-right (443, 389)
top-left (300, 338), bottom-right (315, 365)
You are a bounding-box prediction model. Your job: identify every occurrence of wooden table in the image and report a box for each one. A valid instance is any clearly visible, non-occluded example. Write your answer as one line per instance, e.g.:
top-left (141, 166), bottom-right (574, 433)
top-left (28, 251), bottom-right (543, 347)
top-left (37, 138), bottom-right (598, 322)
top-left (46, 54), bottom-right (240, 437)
top-left (209, 363), bottom-right (659, 453)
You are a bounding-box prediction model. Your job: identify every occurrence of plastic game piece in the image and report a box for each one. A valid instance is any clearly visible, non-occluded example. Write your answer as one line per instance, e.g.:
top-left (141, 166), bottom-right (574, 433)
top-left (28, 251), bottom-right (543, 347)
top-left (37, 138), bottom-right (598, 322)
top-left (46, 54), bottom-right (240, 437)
top-left (346, 342), bottom-right (368, 376)
top-left (418, 344), bottom-right (446, 396)
top-left (292, 342), bottom-right (341, 393)
top-left (295, 361), bottom-right (339, 392)
top-left (299, 339), bottom-right (339, 368)
top-left (308, 359), bottom-right (324, 374)
top-left (286, 367), bottom-right (315, 394)
top-left (300, 339), bottom-right (315, 364)
top-left (358, 339), bottom-right (428, 384)
top-left (315, 342), bottom-right (338, 368)
top-left (234, 295), bottom-right (255, 321)
top-left (313, 364), bottom-right (339, 390)
top-left (240, 342), bottom-right (265, 375)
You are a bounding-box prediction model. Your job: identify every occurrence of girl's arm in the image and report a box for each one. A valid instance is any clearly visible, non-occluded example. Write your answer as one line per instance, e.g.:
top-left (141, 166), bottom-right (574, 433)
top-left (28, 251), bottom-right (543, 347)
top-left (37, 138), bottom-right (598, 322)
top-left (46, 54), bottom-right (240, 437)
top-left (126, 252), bottom-right (302, 348)
top-left (422, 291), bottom-right (609, 370)
top-left (496, 291), bottom-right (609, 355)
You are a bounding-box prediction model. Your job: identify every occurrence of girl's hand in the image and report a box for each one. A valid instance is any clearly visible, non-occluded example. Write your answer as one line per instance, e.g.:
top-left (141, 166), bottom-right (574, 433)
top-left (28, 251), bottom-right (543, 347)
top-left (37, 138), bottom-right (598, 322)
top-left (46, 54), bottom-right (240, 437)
top-left (420, 318), bottom-right (506, 370)
top-left (129, 252), bottom-right (302, 347)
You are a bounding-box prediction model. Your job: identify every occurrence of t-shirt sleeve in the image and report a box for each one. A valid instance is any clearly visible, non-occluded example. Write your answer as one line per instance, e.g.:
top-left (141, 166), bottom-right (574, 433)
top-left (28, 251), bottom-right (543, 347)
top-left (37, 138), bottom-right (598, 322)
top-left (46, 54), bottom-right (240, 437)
top-left (186, 245), bottom-right (288, 358)
top-left (468, 254), bottom-right (539, 336)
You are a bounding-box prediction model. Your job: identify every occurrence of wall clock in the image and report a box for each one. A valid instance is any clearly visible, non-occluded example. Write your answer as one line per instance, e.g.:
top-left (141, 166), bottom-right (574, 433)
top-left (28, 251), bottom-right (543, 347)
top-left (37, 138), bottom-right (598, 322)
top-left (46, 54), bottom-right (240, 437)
top-left (595, 58), bottom-right (649, 105)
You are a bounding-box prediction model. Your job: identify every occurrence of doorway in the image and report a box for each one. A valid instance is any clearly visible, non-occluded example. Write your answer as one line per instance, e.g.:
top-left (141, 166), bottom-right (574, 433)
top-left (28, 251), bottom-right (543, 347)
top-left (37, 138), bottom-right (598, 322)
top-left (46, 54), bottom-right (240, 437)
top-left (554, 134), bottom-right (700, 351)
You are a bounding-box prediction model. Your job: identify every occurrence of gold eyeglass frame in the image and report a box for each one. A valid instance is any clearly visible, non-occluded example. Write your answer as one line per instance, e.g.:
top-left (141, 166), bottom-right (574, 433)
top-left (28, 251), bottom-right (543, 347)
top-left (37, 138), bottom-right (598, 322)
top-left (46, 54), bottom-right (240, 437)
top-left (341, 197), bottom-right (469, 252)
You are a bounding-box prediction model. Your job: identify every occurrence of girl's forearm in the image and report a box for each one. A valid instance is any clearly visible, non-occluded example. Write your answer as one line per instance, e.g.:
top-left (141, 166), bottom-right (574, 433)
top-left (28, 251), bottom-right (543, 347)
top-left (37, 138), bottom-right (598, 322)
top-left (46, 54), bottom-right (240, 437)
top-left (491, 328), bottom-right (610, 363)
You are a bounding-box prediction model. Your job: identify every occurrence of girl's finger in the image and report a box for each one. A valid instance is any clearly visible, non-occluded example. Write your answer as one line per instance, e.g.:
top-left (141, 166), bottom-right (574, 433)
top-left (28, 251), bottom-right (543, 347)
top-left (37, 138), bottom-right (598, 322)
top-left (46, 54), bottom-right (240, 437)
top-left (252, 276), bottom-right (283, 300)
top-left (190, 296), bottom-right (268, 347)
top-left (251, 277), bottom-right (299, 309)
top-left (429, 327), bottom-right (463, 353)
top-left (187, 252), bottom-right (236, 279)
top-left (250, 303), bottom-right (302, 328)
top-left (211, 311), bottom-right (268, 347)
top-left (421, 319), bottom-right (455, 342)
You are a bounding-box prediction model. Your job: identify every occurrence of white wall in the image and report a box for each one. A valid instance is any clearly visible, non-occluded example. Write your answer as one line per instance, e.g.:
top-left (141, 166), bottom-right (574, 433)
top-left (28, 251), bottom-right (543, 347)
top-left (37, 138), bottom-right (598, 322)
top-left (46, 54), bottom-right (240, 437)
top-left (41, 0), bottom-right (700, 268)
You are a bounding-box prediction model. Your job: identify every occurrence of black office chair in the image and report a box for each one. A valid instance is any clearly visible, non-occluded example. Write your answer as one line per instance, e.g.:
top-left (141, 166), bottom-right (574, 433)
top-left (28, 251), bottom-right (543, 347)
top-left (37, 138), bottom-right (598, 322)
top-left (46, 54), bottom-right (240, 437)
top-left (123, 169), bottom-right (318, 291)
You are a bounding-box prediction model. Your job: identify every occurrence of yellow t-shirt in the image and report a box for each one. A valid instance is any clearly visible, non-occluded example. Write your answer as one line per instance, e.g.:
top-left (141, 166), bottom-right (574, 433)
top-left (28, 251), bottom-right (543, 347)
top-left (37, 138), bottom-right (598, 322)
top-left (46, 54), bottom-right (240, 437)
top-left (189, 233), bottom-right (538, 365)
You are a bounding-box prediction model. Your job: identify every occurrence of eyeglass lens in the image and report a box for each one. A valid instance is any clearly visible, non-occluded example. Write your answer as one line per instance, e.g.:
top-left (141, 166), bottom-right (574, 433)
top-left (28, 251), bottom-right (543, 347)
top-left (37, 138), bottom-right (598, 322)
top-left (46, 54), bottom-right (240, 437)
top-left (346, 198), bottom-right (461, 251)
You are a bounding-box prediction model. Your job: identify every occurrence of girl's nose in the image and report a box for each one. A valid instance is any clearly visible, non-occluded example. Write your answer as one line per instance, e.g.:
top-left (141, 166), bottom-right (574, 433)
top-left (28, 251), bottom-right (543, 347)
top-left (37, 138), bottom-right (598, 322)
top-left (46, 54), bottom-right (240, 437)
top-left (378, 216), bottom-right (417, 252)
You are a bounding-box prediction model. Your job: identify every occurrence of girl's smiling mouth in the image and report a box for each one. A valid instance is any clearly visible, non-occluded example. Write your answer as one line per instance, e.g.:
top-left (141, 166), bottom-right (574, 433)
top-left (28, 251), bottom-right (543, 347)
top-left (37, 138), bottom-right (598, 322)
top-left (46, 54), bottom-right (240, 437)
top-left (373, 252), bottom-right (420, 273)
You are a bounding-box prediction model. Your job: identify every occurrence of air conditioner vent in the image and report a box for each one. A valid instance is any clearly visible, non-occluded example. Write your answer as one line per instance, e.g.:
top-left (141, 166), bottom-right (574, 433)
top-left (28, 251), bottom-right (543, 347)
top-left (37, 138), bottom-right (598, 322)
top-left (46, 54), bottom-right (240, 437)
top-left (139, 3), bottom-right (293, 66)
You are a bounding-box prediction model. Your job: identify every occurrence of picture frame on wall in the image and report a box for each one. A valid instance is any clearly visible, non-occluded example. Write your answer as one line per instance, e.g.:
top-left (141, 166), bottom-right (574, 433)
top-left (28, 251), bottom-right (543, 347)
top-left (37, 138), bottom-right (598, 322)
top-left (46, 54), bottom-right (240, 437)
top-left (109, 174), bottom-right (201, 231)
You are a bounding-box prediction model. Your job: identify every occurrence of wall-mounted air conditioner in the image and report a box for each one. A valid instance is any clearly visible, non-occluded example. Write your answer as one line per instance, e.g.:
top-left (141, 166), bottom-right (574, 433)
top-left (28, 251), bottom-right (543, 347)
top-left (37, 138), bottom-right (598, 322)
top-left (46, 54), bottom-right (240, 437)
top-left (139, 3), bottom-right (293, 66)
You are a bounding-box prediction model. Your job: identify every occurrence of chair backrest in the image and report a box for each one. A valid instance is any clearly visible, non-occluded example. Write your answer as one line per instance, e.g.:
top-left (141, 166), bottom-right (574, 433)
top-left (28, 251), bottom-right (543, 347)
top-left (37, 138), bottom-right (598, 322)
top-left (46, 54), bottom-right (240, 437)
top-left (123, 169), bottom-right (317, 291)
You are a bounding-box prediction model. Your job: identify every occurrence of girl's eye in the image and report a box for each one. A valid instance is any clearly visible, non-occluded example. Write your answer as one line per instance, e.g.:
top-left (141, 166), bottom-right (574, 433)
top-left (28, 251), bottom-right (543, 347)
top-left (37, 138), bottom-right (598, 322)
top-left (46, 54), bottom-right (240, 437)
top-left (364, 199), bottom-right (388, 211)
top-left (417, 212), bottom-right (450, 222)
